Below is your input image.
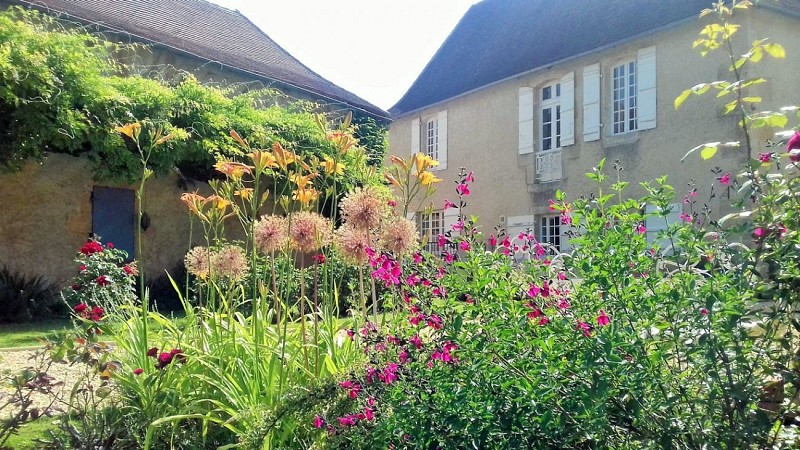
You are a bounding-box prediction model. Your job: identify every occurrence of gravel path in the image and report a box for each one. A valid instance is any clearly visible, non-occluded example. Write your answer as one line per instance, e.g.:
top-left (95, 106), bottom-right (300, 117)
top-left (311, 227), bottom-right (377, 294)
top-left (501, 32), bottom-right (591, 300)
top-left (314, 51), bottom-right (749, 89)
top-left (1, 348), bottom-right (88, 412)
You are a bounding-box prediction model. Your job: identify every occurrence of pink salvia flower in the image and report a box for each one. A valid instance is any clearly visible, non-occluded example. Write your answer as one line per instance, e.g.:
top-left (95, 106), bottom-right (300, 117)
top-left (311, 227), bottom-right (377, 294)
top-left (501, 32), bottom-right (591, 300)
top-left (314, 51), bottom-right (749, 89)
top-left (413, 252), bottom-right (424, 264)
top-left (410, 334), bottom-right (422, 349)
top-left (635, 223), bottom-right (646, 235)
top-left (443, 199), bottom-right (456, 210)
top-left (719, 172), bottom-right (732, 187)
top-left (455, 183), bottom-right (470, 196)
top-left (437, 234), bottom-right (448, 247)
top-left (313, 416), bottom-right (325, 429)
top-left (700, 308), bottom-right (709, 316)
top-left (577, 321), bottom-right (592, 337)
top-left (596, 309), bottom-right (610, 327)
top-left (787, 131), bottom-right (800, 162)
top-left (460, 240), bottom-right (471, 252)
top-left (758, 152), bottom-right (773, 163)
top-left (489, 234), bottom-right (497, 247)
top-left (465, 171), bottom-right (475, 183)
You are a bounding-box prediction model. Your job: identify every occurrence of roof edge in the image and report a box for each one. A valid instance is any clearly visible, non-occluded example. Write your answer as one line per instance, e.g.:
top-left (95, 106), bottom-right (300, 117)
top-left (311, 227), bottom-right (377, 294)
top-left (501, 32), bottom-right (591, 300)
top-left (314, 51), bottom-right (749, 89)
top-left (13, 0), bottom-right (390, 120)
top-left (390, 14), bottom-right (699, 120)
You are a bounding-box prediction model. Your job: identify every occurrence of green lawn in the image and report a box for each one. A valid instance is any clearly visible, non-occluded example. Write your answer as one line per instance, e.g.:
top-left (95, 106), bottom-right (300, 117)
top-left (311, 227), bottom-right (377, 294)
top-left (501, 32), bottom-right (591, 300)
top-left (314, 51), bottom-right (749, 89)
top-left (2, 419), bottom-right (61, 450)
top-left (0, 319), bottom-right (71, 349)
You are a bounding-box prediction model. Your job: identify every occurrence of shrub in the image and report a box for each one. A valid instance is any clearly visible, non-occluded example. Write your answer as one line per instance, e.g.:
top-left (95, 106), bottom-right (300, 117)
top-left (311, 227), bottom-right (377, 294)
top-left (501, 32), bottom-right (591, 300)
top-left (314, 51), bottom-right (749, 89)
top-left (0, 266), bottom-right (61, 323)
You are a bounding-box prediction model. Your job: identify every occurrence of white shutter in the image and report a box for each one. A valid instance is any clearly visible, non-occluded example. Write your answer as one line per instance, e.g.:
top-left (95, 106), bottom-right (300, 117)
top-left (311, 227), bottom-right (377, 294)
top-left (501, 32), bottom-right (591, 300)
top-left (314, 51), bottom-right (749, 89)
top-left (437, 110), bottom-right (447, 170)
top-left (637, 46), bottom-right (657, 130)
top-left (582, 63), bottom-right (601, 142)
top-left (645, 203), bottom-right (680, 248)
top-left (518, 87), bottom-right (534, 154)
top-left (443, 207), bottom-right (460, 235)
top-left (411, 118), bottom-right (420, 155)
top-left (559, 72), bottom-right (575, 146)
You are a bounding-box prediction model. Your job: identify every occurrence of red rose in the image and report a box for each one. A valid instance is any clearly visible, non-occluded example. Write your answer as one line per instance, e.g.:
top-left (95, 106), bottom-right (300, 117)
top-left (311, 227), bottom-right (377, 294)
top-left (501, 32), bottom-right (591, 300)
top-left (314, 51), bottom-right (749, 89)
top-left (80, 241), bottom-right (103, 256)
top-left (74, 303), bottom-right (87, 313)
top-left (78, 265), bottom-right (87, 272)
top-left (158, 352), bottom-right (174, 364)
top-left (95, 275), bottom-right (111, 287)
top-left (71, 284), bottom-right (81, 291)
top-left (146, 347), bottom-right (159, 357)
top-left (312, 254), bottom-right (326, 264)
top-left (107, 242), bottom-right (114, 249)
top-left (787, 131), bottom-right (800, 162)
top-left (133, 368), bottom-right (144, 375)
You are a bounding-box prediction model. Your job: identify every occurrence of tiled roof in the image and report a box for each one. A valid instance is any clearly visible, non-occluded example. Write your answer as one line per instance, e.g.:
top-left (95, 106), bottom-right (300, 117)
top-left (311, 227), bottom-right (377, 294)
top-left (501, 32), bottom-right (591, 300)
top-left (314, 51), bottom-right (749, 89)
top-left (390, 0), bottom-right (732, 117)
top-left (14, 0), bottom-right (388, 119)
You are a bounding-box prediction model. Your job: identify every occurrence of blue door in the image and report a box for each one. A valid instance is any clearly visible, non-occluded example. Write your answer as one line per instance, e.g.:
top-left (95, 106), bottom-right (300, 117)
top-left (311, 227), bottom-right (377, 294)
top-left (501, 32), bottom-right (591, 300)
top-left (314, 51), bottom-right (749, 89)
top-left (92, 187), bottom-right (135, 259)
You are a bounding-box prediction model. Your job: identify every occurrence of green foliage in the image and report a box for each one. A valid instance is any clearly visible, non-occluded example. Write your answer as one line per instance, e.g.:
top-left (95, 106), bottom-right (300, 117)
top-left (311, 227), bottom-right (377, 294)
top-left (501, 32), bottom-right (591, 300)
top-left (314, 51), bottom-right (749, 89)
top-left (0, 7), bottom-right (385, 184)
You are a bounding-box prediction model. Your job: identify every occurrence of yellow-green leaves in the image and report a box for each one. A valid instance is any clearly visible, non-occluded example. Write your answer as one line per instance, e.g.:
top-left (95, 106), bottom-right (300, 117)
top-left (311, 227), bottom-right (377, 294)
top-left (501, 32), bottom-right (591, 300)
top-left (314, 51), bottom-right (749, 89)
top-left (682, 141), bottom-right (740, 162)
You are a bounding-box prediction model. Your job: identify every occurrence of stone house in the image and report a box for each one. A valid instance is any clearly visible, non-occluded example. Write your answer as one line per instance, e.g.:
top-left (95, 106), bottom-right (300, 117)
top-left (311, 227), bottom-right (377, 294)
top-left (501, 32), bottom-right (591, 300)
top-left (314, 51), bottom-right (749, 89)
top-left (0, 0), bottom-right (388, 284)
top-left (388, 0), bottom-right (800, 251)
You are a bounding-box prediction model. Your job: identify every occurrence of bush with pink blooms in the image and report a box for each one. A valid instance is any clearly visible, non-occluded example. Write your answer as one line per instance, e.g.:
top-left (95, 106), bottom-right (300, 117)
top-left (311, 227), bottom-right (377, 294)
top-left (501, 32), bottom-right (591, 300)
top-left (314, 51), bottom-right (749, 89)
top-left (298, 152), bottom-right (800, 449)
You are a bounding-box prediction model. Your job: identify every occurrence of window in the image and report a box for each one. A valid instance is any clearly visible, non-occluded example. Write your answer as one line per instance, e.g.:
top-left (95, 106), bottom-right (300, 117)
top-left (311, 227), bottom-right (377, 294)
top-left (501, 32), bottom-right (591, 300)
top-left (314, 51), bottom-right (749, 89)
top-left (411, 111), bottom-right (447, 170)
top-left (612, 60), bottom-right (637, 134)
top-left (419, 211), bottom-right (444, 253)
top-left (608, 46), bottom-right (657, 135)
top-left (540, 82), bottom-right (561, 151)
top-left (540, 216), bottom-right (562, 253)
top-left (425, 118), bottom-right (439, 160)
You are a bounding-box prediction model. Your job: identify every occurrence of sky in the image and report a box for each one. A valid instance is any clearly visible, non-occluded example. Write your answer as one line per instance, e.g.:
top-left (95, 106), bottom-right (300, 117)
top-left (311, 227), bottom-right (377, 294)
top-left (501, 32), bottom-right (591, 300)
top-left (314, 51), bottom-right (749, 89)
top-left (206, 0), bottom-right (480, 111)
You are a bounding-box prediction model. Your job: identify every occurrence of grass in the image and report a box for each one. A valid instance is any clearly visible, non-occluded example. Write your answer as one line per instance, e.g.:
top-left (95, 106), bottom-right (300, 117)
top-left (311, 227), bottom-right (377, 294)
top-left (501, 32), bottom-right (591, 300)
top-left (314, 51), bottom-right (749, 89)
top-left (0, 319), bottom-right (71, 349)
top-left (0, 311), bottom-right (191, 350)
top-left (2, 418), bottom-right (61, 449)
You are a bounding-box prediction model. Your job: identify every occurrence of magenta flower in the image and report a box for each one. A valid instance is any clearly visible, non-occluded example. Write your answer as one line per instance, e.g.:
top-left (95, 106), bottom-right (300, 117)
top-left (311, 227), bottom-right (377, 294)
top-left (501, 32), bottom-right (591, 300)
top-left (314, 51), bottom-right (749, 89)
top-left (452, 220), bottom-right (465, 232)
top-left (465, 171), bottom-right (475, 183)
top-left (577, 321), bottom-right (592, 337)
top-left (538, 317), bottom-right (550, 326)
top-left (557, 271), bottom-right (567, 281)
top-left (444, 252), bottom-right (455, 264)
top-left (427, 314), bottom-right (443, 330)
top-left (758, 152), bottom-right (773, 163)
top-left (313, 415), bottom-right (325, 429)
top-left (679, 212), bottom-right (693, 223)
top-left (548, 199), bottom-right (556, 211)
top-left (133, 368), bottom-right (144, 375)
top-left (719, 172), bottom-right (732, 186)
top-left (635, 223), bottom-right (646, 235)
top-left (527, 284), bottom-right (541, 298)
top-left (787, 131), bottom-right (800, 162)
top-left (443, 199), bottom-right (456, 210)
top-left (700, 308), bottom-right (709, 316)
top-left (489, 234), bottom-right (497, 247)
top-left (409, 334), bottom-right (422, 349)
top-left (364, 408), bottom-right (375, 421)
top-left (597, 309), bottom-right (610, 327)
top-left (455, 183), bottom-right (470, 196)
top-left (437, 234), bottom-right (448, 248)
top-left (413, 252), bottom-right (424, 264)
top-left (753, 227), bottom-right (765, 239)
top-left (459, 240), bottom-right (471, 252)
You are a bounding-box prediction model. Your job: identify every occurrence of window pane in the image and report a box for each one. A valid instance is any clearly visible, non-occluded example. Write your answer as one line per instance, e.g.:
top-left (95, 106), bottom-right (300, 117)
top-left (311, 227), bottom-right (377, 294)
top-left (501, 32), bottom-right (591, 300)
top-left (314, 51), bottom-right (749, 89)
top-left (542, 85), bottom-right (551, 100)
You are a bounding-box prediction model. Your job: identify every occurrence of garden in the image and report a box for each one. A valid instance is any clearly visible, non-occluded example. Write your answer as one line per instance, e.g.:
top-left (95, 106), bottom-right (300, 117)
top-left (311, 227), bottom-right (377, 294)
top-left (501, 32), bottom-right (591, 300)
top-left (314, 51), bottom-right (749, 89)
top-left (3, 2), bottom-right (800, 449)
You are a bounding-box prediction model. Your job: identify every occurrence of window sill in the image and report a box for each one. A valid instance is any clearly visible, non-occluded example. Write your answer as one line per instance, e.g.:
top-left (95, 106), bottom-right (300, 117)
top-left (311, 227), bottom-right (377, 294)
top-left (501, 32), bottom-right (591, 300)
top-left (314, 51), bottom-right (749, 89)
top-left (603, 130), bottom-right (641, 149)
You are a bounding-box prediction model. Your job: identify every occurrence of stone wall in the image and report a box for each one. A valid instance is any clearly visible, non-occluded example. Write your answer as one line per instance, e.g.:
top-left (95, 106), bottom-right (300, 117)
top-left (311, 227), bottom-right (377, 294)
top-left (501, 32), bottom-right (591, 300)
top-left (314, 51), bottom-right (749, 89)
top-left (0, 153), bottom-right (209, 285)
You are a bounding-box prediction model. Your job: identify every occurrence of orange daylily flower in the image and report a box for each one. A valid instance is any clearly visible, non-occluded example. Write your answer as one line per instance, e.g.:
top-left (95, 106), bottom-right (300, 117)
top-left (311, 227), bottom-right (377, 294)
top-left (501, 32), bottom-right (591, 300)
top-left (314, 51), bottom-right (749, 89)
top-left (180, 192), bottom-right (206, 219)
top-left (384, 172), bottom-right (400, 186)
top-left (272, 142), bottom-right (296, 170)
top-left (418, 171), bottom-right (442, 186)
top-left (327, 131), bottom-right (356, 154)
top-left (206, 195), bottom-right (231, 211)
top-left (390, 155), bottom-right (408, 171)
top-left (322, 155), bottom-right (346, 176)
top-left (293, 187), bottom-right (319, 205)
top-left (414, 152), bottom-right (439, 174)
top-left (114, 122), bottom-right (141, 140)
top-left (154, 132), bottom-right (175, 146)
top-left (234, 188), bottom-right (254, 200)
top-left (290, 172), bottom-right (318, 189)
top-left (214, 161), bottom-right (253, 180)
top-left (249, 150), bottom-right (278, 174)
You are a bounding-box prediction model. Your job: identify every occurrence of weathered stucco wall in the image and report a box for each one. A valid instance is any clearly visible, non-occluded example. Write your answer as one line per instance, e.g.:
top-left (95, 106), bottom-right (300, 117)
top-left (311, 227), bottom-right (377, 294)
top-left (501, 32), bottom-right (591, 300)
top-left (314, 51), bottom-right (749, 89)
top-left (388, 7), bottom-right (799, 240)
top-left (0, 154), bottom-right (208, 285)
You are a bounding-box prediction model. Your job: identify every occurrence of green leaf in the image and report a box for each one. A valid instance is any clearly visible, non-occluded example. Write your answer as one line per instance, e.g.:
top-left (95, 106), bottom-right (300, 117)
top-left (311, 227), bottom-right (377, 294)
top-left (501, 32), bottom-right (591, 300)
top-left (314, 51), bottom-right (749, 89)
top-left (701, 145), bottom-right (718, 160)
top-left (674, 89), bottom-right (691, 109)
top-left (763, 42), bottom-right (786, 58)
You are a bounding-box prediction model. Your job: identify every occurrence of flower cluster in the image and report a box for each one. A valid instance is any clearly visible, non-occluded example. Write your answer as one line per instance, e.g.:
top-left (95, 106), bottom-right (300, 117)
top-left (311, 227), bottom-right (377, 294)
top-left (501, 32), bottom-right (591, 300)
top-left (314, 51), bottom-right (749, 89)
top-left (146, 346), bottom-right (186, 369)
top-left (63, 239), bottom-right (137, 315)
top-left (184, 244), bottom-right (249, 281)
